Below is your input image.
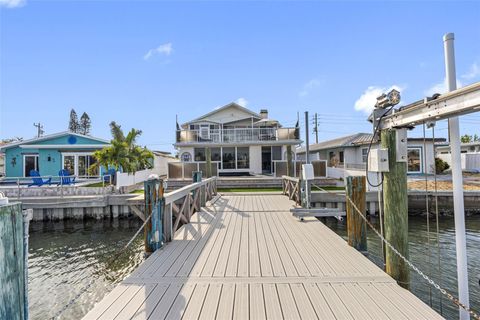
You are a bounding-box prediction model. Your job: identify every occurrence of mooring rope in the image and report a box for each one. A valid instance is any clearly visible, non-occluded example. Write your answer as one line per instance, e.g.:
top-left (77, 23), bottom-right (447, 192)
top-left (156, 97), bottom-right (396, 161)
top-left (344, 194), bottom-right (480, 320)
top-left (311, 182), bottom-right (478, 319)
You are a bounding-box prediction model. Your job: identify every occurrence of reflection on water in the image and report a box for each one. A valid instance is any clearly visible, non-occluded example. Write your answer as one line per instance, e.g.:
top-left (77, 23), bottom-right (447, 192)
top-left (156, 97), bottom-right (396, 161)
top-left (28, 218), bottom-right (145, 320)
top-left (324, 215), bottom-right (480, 320)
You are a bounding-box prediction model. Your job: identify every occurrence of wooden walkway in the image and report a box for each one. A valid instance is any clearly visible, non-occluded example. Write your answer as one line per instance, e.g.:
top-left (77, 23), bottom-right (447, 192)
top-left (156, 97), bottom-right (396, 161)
top-left (83, 194), bottom-right (443, 320)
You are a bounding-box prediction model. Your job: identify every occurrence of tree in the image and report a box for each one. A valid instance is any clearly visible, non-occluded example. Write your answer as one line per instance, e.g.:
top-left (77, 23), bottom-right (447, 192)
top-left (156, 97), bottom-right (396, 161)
top-left (68, 109), bottom-right (79, 133)
top-left (460, 134), bottom-right (472, 143)
top-left (1, 137), bottom-right (23, 144)
top-left (89, 121), bottom-right (153, 175)
top-left (79, 112), bottom-right (92, 135)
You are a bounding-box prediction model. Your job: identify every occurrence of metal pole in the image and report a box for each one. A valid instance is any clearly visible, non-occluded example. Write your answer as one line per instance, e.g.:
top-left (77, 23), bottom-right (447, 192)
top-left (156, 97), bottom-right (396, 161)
top-left (444, 32), bottom-right (470, 320)
top-left (305, 111), bottom-right (310, 164)
top-left (315, 113), bottom-right (319, 144)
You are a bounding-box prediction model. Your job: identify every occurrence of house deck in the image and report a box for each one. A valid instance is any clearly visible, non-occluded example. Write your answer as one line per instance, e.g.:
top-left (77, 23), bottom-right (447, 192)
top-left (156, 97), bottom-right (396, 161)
top-left (83, 194), bottom-right (442, 320)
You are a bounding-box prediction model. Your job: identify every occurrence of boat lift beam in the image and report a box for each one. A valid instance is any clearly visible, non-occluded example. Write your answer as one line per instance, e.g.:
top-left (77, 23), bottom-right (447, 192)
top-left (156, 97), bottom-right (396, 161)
top-left (378, 81), bottom-right (480, 130)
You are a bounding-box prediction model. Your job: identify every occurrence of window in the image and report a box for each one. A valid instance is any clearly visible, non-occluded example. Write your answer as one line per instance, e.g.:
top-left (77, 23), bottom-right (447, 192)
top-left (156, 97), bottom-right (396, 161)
top-left (237, 147), bottom-right (249, 169)
top-left (222, 147), bottom-right (236, 169)
top-left (210, 147), bottom-right (221, 161)
top-left (362, 148), bottom-right (368, 163)
top-left (194, 148), bottom-right (206, 161)
top-left (339, 151), bottom-right (344, 163)
top-left (272, 146), bottom-right (282, 160)
top-left (63, 155), bottom-right (75, 175)
top-left (181, 152), bottom-right (192, 162)
top-left (407, 147), bottom-right (422, 173)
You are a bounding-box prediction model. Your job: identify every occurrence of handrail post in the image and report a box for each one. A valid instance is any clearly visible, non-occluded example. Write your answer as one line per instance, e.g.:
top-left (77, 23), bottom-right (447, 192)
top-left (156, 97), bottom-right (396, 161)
top-left (144, 177), bottom-right (164, 254)
top-left (17, 178), bottom-right (20, 199)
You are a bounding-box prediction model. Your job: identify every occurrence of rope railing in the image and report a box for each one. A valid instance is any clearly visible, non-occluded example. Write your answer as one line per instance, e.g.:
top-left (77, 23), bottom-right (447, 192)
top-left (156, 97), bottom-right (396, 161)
top-left (311, 182), bottom-right (479, 319)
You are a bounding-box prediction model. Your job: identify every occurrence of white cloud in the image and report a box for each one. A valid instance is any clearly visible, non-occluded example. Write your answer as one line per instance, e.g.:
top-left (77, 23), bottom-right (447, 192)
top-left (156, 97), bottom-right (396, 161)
top-left (235, 97), bottom-right (248, 107)
top-left (0, 0), bottom-right (25, 8)
top-left (462, 62), bottom-right (480, 80)
top-left (299, 78), bottom-right (323, 97)
top-left (143, 43), bottom-right (173, 60)
top-left (354, 85), bottom-right (404, 114)
top-left (424, 78), bottom-right (463, 96)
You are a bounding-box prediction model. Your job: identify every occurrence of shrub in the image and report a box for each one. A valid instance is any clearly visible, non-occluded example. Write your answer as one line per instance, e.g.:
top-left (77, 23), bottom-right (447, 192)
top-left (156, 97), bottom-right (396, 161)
top-left (434, 157), bottom-right (450, 174)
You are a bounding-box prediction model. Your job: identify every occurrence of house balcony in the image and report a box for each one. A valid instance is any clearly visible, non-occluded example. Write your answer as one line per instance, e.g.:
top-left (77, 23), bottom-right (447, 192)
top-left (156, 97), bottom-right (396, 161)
top-left (175, 127), bottom-right (299, 145)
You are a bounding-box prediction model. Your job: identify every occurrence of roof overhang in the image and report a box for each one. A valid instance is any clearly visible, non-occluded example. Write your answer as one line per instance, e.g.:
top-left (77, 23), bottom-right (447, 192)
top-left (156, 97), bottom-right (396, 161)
top-left (174, 140), bottom-right (302, 148)
top-left (19, 144), bottom-right (110, 149)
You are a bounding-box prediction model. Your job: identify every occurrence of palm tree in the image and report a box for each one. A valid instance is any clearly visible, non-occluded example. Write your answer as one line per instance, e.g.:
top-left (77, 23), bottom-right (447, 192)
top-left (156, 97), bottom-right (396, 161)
top-left (89, 122), bottom-right (153, 176)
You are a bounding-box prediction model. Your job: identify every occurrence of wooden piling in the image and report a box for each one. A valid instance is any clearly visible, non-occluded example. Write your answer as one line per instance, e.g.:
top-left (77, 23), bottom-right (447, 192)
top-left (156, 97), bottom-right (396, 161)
top-left (381, 129), bottom-right (410, 289)
top-left (345, 176), bottom-right (367, 252)
top-left (0, 202), bottom-right (27, 320)
top-left (144, 179), bottom-right (164, 254)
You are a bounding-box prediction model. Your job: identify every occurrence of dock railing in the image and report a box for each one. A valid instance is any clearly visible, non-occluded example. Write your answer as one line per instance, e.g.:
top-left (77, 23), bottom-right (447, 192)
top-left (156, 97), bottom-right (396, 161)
top-left (162, 176), bottom-right (217, 242)
top-left (281, 175), bottom-right (301, 205)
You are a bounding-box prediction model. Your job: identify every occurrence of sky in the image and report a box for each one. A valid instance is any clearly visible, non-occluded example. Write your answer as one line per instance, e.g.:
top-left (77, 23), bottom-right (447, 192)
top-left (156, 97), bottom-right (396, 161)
top-left (1, 0), bottom-right (479, 153)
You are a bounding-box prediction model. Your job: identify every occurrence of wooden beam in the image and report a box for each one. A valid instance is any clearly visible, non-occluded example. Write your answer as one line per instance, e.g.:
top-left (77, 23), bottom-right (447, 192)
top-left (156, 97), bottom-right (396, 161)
top-left (381, 129), bottom-right (410, 289)
top-left (345, 176), bottom-right (367, 253)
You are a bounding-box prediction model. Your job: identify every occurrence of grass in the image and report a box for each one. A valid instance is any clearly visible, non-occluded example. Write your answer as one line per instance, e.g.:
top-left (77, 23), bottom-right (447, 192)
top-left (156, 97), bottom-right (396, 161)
top-left (312, 185), bottom-right (344, 191)
top-left (218, 187), bottom-right (283, 193)
top-left (130, 189), bottom-right (144, 194)
top-left (83, 182), bottom-right (110, 187)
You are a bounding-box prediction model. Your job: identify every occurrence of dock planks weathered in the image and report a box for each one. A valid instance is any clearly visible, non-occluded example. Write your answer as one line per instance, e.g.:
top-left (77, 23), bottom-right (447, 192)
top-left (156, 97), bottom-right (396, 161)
top-left (83, 194), bottom-right (443, 320)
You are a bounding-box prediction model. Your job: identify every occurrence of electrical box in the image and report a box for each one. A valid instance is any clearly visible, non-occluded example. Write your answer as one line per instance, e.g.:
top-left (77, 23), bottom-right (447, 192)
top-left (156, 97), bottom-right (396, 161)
top-left (368, 148), bottom-right (389, 172)
top-left (302, 164), bottom-right (314, 180)
top-left (396, 128), bottom-right (408, 162)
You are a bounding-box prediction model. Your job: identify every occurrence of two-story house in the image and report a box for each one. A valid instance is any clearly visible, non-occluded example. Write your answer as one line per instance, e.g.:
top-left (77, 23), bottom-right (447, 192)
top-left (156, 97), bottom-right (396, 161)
top-left (173, 102), bottom-right (301, 177)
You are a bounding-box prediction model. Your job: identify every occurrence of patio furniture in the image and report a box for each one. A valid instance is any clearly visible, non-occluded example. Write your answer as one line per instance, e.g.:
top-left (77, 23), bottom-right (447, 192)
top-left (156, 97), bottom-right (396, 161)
top-left (28, 170), bottom-right (52, 187)
top-left (58, 169), bottom-right (76, 186)
top-left (103, 168), bottom-right (116, 184)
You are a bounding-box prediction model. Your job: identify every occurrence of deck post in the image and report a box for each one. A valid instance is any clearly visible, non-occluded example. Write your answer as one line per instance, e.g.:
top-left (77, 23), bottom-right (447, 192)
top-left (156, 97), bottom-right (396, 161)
top-left (0, 202), bottom-right (28, 320)
top-left (345, 176), bottom-right (367, 253)
top-left (205, 148), bottom-right (212, 178)
top-left (286, 145), bottom-right (293, 176)
top-left (381, 129), bottom-right (410, 289)
top-left (144, 178), bottom-right (164, 254)
top-left (193, 171), bottom-right (205, 207)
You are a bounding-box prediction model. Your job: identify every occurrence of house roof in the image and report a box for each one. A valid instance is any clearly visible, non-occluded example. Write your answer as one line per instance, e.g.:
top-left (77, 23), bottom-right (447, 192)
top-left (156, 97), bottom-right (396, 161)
top-left (181, 102), bottom-right (262, 126)
top-left (0, 131), bottom-right (109, 151)
top-left (297, 133), bottom-right (446, 154)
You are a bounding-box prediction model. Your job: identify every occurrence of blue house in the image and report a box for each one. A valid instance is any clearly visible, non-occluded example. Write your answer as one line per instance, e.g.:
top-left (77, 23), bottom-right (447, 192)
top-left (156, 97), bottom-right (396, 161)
top-left (0, 132), bottom-right (110, 178)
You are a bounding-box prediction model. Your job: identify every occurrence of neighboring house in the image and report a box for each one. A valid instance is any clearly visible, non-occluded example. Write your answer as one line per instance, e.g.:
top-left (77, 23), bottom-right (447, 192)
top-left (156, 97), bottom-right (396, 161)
top-left (174, 102), bottom-right (301, 176)
top-left (436, 141), bottom-right (480, 171)
top-left (0, 132), bottom-right (110, 178)
top-left (296, 133), bottom-right (445, 176)
top-left (0, 151), bottom-right (4, 177)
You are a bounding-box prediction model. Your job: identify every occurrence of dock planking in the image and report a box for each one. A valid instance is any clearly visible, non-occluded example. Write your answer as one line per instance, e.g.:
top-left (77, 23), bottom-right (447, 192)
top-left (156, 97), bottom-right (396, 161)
top-left (83, 194), bottom-right (443, 320)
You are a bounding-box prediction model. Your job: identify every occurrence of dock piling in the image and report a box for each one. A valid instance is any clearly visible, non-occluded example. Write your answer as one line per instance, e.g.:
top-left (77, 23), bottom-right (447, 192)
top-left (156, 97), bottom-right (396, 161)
top-left (345, 176), bottom-right (367, 253)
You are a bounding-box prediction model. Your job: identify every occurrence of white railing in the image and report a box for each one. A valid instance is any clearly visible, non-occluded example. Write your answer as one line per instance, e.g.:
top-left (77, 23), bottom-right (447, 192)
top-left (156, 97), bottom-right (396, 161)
top-left (176, 127), bottom-right (298, 144)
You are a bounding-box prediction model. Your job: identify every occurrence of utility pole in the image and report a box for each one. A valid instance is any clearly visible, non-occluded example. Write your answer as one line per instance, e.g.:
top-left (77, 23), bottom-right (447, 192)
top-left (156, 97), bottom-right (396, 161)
top-left (314, 113), bottom-right (319, 144)
top-left (33, 123), bottom-right (44, 138)
top-left (302, 111), bottom-right (311, 209)
top-left (444, 32), bottom-right (470, 320)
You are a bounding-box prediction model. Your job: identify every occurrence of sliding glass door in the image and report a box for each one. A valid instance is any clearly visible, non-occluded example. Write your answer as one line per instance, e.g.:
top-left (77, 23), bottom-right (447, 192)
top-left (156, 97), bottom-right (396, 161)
top-left (63, 153), bottom-right (96, 177)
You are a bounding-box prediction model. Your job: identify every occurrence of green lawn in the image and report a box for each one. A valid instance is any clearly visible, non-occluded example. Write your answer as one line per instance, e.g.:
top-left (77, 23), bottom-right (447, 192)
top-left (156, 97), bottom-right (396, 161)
top-left (218, 187), bottom-right (283, 193)
top-left (83, 182), bottom-right (111, 187)
top-left (130, 189), bottom-right (144, 194)
top-left (312, 185), bottom-right (344, 191)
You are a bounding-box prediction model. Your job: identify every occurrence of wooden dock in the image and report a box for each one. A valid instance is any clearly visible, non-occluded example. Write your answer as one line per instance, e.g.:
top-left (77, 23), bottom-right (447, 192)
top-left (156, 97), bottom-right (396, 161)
top-left (83, 194), bottom-right (443, 320)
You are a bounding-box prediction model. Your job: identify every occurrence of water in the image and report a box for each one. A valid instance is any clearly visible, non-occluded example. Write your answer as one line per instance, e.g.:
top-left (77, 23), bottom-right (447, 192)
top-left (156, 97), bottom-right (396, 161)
top-left (28, 219), bottom-right (145, 320)
top-left (324, 215), bottom-right (480, 320)
top-left (28, 216), bottom-right (480, 319)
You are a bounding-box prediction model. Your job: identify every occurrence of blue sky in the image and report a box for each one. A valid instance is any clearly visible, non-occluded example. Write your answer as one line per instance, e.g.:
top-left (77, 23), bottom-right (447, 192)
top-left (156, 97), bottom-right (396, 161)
top-left (1, 0), bottom-right (479, 152)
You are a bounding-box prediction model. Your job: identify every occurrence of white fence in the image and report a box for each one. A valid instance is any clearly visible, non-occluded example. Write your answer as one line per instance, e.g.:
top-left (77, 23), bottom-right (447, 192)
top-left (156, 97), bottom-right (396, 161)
top-left (116, 169), bottom-right (153, 189)
top-left (437, 153), bottom-right (480, 171)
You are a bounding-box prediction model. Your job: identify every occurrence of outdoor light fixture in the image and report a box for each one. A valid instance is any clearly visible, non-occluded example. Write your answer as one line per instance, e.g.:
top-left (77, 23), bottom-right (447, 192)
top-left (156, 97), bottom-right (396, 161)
top-left (375, 89), bottom-right (401, 109)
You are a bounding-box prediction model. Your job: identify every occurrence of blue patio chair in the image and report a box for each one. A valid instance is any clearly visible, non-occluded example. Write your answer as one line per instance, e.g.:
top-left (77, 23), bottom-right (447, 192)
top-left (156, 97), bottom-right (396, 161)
top-left (28, 170), bottom-right (52, 187)
top-left (58, 169), bottom-right (76, 186)
top-left (103, 168), bottom-right (116, 184)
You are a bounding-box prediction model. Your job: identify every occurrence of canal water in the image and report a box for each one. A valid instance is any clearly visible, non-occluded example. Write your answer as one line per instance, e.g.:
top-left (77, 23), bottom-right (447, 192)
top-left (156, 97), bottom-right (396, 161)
top-left (28, 216), bottom-right (479, 319)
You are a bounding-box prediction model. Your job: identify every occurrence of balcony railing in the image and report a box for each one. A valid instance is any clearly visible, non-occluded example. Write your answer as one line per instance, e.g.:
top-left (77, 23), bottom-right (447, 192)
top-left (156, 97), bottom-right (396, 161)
top-left (176, 127), bottom-right (298, 144)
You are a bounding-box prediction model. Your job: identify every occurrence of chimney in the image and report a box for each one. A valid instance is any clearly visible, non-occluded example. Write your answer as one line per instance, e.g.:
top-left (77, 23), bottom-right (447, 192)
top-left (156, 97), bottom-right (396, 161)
top-left (260, 109), bottom-right (268, 119)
